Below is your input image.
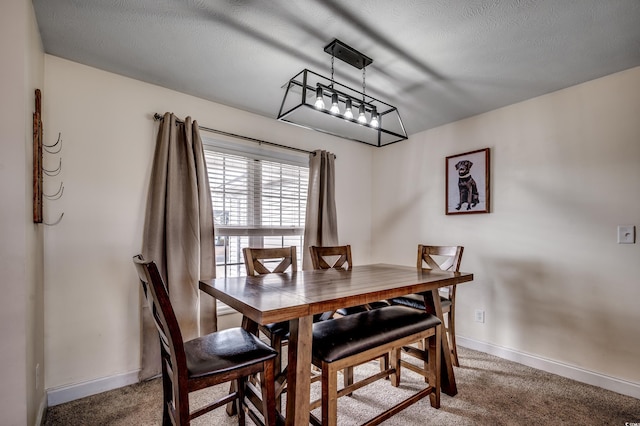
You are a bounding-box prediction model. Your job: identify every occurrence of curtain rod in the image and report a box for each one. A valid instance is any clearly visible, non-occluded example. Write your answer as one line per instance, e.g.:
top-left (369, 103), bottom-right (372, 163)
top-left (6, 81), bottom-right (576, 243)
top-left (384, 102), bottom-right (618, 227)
top-left (153, 113), bottom-right (316, 156)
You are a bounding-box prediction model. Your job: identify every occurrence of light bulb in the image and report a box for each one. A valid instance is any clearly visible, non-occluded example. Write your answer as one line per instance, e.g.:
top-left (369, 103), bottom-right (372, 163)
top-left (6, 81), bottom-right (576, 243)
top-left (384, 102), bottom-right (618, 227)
top-left (343, 98), bottom-right (353, 120)
top-left (357, 104), bottom-right (367, 124)
top-left (370, 107), bottom-right (379, 128)
top-left (314, 86), bottom-right (325, 109)
top-left (329, 93), bottom-right (340, 114)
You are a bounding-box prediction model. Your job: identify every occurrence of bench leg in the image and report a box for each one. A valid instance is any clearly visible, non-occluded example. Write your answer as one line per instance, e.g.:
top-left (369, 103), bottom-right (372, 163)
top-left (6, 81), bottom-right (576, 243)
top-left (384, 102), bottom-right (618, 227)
top-left (321, 362), bottom-right (338, 426)
top-left (380, 353), bottom-right (390, 380)
top-left (390, 347), bottom-right (401, 387)
top-left (343, 367), bottom-right (353, 397)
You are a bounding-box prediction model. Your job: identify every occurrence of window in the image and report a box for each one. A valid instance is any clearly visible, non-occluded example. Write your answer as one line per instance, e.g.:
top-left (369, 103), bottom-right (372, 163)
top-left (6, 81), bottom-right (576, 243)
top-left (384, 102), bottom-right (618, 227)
top-left (203, 138), bottom-right (309, 279)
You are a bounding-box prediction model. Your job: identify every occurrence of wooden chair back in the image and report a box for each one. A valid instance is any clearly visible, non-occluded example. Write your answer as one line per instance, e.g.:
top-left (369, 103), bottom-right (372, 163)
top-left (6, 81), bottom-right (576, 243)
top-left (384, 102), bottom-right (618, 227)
top-left (309, 245), bottom-right (353, 270)
top-left (417, 244), bottom-right (463, 298)
top-left (417, 245), bottom-right (464, 273)
top-left (243, 246), bottom-right (298, 276)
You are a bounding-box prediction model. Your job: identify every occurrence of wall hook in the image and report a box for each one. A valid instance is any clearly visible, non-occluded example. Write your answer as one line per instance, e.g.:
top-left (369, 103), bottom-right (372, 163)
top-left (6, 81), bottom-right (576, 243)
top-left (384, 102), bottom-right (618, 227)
top-left (43, 212), bottom-right (64, 226)
top-left (43, 182), bottom-right (64, 200)
top-left (43, 158), bottom-right (62, 177)
top-left (43, 132), bottom-right (62, 154)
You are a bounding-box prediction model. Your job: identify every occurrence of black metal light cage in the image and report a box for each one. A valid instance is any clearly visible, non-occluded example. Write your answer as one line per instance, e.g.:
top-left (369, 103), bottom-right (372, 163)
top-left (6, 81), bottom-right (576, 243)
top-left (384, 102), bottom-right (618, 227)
top-left (278, 39), bottom-right (407, 147)
top-left (277, 69), bottom-right (407, 147)
top-left (278, 40), bottom-right (408, 147)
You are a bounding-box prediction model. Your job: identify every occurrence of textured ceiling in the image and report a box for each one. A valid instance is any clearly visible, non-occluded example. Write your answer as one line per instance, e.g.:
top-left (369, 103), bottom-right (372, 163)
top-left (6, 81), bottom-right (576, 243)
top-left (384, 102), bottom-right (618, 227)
top-left (33, 0), bottom-right (640, 138)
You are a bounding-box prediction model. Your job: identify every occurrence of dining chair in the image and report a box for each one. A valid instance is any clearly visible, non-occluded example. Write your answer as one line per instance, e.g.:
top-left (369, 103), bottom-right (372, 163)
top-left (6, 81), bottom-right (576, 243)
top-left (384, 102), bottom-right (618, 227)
top-left (133, 254), bottom-right (278, 426)
top-left (242, 246), bottom-right (298, 409)
top-left (309, 305), bottom-right (442, 426)
top-left (389, 245), bottom-right (464, 367)
top-left (309, 245), bottom-right (390, 316)
top-left (243, 247), bottom-right (298, 359)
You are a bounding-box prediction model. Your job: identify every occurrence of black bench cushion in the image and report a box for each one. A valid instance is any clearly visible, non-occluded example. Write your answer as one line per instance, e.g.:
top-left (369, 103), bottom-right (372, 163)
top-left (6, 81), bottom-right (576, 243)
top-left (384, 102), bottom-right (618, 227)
top-left (389, 293), bottom-right (452, 311)
top-left (185, 327), bottom-right (278, 378)
top-left (312, 306), bottom-right (441, 364)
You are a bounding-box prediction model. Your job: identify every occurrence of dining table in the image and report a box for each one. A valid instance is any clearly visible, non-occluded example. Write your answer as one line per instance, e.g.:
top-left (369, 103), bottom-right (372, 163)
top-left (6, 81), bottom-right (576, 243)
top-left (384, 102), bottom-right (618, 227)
top-left (199, 263), bottom-right (474, 426)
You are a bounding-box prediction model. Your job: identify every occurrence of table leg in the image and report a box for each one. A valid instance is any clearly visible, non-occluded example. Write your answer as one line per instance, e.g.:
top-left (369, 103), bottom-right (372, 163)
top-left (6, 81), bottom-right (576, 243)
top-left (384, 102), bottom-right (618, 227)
top-left (423, 290), bottom-right (457, 396)
top-left (285, 315), bottom-right (313, 426)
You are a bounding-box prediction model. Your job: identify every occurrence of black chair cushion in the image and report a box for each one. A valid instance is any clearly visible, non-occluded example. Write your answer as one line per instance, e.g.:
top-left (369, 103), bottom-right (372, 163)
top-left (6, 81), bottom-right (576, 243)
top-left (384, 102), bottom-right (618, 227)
top-left (185, 328), bottom-right (277, 378)
top-left (312, 306), bottom-right (441, 364)
top-left (261, 321), bottom-right (290, 336)
top-left (261, 312), bottom-right (335, 339)
top-left (335, 300), bottom-right (390, 316)
top-left (389, 294), bottom-right (451, 311)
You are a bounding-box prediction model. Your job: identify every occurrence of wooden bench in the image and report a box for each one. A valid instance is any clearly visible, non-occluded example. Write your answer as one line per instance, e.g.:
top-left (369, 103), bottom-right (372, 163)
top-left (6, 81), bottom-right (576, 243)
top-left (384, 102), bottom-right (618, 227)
top-left (310, 305), bottom-right (441, 426)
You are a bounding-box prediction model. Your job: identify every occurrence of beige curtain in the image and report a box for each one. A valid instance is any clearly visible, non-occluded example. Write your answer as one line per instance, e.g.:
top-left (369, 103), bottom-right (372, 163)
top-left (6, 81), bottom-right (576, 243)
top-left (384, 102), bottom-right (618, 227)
top-left (302, 150), bottom-right (338, 270)
top-left (140, 112), bottom-right (217, 380)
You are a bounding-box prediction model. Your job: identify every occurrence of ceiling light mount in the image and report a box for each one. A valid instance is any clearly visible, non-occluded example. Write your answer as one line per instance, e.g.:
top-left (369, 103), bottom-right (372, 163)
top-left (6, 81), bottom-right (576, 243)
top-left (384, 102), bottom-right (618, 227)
top-left (324, 39), bottom-right (373, 69)
top-left (277, 39), bottom-right (407, 147)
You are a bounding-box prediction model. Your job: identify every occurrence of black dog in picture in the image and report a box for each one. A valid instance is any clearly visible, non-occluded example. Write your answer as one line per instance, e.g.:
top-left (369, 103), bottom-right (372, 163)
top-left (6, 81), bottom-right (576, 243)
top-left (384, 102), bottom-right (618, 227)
top-left (455, 160), bottom-right (479, 210)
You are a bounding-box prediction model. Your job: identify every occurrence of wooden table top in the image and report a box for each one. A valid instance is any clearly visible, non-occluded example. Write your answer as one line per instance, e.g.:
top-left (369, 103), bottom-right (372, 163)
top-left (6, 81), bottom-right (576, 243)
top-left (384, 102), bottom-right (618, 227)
top-left (199, 264), bottom-right (474, 325)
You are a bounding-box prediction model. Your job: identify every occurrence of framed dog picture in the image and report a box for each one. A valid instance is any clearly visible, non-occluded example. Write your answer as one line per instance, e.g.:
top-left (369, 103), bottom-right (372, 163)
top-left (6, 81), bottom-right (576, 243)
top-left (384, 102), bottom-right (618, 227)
top-left (446, 148), bottom-right (490, 215)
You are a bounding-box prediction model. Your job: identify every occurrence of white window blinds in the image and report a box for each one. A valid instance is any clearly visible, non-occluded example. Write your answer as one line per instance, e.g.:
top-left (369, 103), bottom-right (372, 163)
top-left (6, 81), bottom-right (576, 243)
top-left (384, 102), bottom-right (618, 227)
top-left (204, 145), bottom-right (309, 278)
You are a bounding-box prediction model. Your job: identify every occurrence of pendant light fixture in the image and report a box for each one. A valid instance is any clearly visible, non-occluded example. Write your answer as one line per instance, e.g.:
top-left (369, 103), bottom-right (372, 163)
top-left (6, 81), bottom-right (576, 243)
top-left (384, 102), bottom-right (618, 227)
top-left (277, 39), bottom-right (407, 147)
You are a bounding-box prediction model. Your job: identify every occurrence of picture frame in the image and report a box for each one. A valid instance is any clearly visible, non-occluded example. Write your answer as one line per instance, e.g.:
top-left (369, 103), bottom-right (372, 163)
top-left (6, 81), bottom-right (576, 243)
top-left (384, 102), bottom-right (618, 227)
top-left (446, 148), bottom-right (490, 215)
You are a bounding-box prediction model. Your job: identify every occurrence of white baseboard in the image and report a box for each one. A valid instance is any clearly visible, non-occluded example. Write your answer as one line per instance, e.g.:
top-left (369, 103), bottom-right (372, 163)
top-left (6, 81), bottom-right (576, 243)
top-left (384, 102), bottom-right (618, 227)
top-left (44, 339), bottom-right (640, 407)
top-left (47, 369), bottom-right (140, 407)
top-left (457, 336), bottom-right (640, 399)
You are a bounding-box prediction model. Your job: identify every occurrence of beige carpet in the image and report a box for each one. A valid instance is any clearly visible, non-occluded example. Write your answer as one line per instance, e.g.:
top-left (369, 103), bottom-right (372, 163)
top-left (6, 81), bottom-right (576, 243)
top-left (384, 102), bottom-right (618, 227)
top-left (45, 347), bottom-right (640, 425)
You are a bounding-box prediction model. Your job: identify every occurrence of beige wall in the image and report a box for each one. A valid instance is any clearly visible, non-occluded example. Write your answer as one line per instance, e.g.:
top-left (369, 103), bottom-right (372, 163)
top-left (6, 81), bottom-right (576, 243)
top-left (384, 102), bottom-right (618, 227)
top-left (42, 55), bottom-right (374, 390)
top-left (0, 0), bottom-right (45, 424)
top-left (4, 1), bottom-right (638, 412)
top-left (372, 67), bottom-right (640, 384)
top-left (35, 35), bottom-right (640, 400)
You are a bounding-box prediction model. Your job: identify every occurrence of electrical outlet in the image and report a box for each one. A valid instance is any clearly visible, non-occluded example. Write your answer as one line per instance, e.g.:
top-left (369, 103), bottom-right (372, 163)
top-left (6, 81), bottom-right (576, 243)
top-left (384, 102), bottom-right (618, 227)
top-left (474, 309), bottom-right (485, 323)
top-left (617, 225), bottom-right (636, 244)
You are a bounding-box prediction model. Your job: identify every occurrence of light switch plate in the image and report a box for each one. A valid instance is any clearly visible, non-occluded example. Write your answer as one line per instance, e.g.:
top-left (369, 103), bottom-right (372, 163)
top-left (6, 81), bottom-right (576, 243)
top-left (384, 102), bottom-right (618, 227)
top-left (617, 225), bottom-right (635, 244)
